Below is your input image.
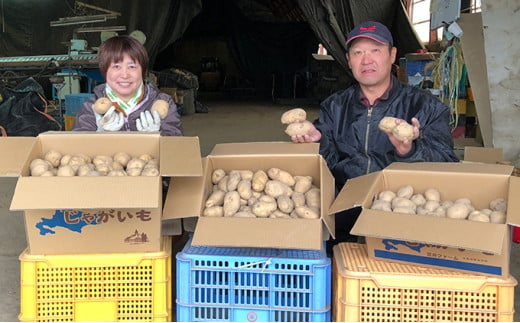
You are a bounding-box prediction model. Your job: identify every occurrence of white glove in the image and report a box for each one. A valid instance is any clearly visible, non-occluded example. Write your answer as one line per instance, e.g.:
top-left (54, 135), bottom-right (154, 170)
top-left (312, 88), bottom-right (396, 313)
top-left (96, 106), bottom-right (124, 132)
top-left (136, 110), bottom-right (161, 132)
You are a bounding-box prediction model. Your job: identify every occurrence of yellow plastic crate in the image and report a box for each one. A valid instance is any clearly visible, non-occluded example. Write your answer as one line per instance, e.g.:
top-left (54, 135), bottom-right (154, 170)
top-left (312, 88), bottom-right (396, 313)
top-left (64, 115), bottom-right (75, 131)
top-left (333, 243), bottom-right (516, 322)
top-left (19, 236), bottom-right (172, 322)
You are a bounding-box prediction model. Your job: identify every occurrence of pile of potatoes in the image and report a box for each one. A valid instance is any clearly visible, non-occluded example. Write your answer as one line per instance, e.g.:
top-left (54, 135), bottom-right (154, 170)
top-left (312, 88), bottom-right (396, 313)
top-left (370, 185), bottom-right (507, 224)
top-left (203, 167), bottom-right (321, 219)
top-left (29, 150), bottom-right (159, 177)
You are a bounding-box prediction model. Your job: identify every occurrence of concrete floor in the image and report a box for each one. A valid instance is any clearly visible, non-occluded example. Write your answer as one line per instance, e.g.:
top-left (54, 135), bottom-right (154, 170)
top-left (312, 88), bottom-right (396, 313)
top-left (1, 96), bottom-right (520, 321)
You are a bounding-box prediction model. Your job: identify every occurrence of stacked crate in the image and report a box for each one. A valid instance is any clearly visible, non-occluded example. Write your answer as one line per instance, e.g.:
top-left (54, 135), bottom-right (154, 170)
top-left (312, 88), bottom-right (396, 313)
top-left (176, 235), bottom-right (331, 322)
top-left (332, 242), bottom-right (516, 322)
top-left (19, 236), bottom-right (172, 322)
top-left (64, 93), bottom-right (93, 130)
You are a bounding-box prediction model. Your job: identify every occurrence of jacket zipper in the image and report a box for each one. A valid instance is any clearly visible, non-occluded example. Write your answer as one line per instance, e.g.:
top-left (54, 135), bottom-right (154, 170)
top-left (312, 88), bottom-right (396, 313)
top-left (365, 106), bottom-right (373, 174)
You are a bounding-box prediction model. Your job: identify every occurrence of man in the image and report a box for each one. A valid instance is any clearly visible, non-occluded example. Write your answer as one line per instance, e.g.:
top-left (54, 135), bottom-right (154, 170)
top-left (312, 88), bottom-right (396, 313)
top-left (292, 21), bottom-right (459, 244)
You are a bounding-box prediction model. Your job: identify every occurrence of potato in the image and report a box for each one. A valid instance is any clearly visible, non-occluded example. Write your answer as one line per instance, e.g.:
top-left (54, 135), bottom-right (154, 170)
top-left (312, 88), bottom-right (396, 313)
top-left (150, 99), bottom-right (169, 119)
top-left (393, 207), bottom-right (416, 215)
top-left (126, 167), bottom-right (142, 176)
top-left (277, 195), bottom-right (295, 214)
top-left (423, 200), bottom-right (440, 212)
top-left (30, 160), bottom-right (50, 176)
top-left (113, 152), bottom-right (131, 167)
top-left (44, 150), bottom-right (62, 168)
top-left (237, 180), bottom-right (253, 200)
top-left (252, 170), bottom-right (268, 192)
top-left (212, 169), bottom-right (226, 184)
top-left (392, 197), bottom-right (416, 211)
top-left (93, 97), bottom-right (112, 114)
top-left (127, 158), bottom-right (146, 170)
top-left (281, 108), bottom-right (306, 124)
top-left (284, 121), bottom-right (312, 136)
top-left (378, 190), bottom-right (396, 202)
top-left (139, 154), bottom-right (153, 162)
top-left (424, 188), bottom-right (441, 201)
top-left (234, 211), bottom-right (256, 218)
top-left (265, 180), bottom-right (292, 198)
top-left (217, 175), bottom-right (229, 192)
top-left (93, 155), bottom-right (113, 167)
top-left (270, 210), bottom-right (292, 218)
top-left (40, 170), bottom-right (55, 177)
top-left (397, 185), bottom-right (414, 199)
top-left (446, 203), bottom-right (470, 219)
top-left (490, 211), bottom-right (506, 224)
top-left (267, 168), bottom-right (295, 186)
top-left (489, 198), bottom-right (507, 213)
top-left (77, 163), bottom-right (95, 176)
top-left (203, 206), bottom-right (224, 217)
top-left (291, 192), bottom-right (306, 207)
top-left (60, 154), bottom-right (72, 166)
top-left (223, 191), bottom-right (241, 217)
top-left (239, 170), bottom-right (254, 181)
top-left (252, 195), bottom-right (277, 217)
top-left (294, 176), bottom-right (313, 193)
top-left (370, 199), bottom-right (392, 211)
top-left (429, 206), bottom-right (446, 217)
top-left (141, 167), bottom-right (159, 176)
top-left (468, 211), bottom-right (490, 222)
top-left (57, 165), bottom-right (76, 176)
top-left (107, 169), bottom-right (127, 176)
top-left (392, 122), bottom-right (414, 141)
top-left (410, 194), bottom-right (426, 206)
top-left (294, 206), bottom-right (320, 219)
top-left (226, 170), bottom-right (241, 191)
top-left (378, 116), bottom-right (397, 133)
top-left (205, 190), bottom-right (226, 208)
top-left (305, 188), bottom-right (321, 209)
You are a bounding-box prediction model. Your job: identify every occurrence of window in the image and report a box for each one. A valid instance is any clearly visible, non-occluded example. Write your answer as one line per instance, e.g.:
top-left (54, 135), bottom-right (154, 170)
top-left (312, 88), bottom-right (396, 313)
top-left (409, 0), bottom-right (481, 44)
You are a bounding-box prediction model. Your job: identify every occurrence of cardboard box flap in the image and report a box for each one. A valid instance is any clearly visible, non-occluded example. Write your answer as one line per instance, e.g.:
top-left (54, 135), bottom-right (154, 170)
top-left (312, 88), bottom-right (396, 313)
top-left (193, 216), bottom-right (323, 250)
top-left (320, 157), bottom-right (336, 237)
top-left (160, 136), bottom-right (202, 176)
top-left (0, 137), bottom-right (36, 176)
top-left (210, 142), bottom-right (319, 156)
top-left (162, 176), bottom-right (204, 220)
top-left (386, 161), bottom-right (513, 175)
top-left (351, 211), bottom-right (507, 254)
top-left (507, 176), bottom-right (520, 227)
top-left (10, 176), bottom-right (160, 210)
top-left (464, 147), bottom-right (503, 163)
top-left (329, 171), bottom-right (381, 214)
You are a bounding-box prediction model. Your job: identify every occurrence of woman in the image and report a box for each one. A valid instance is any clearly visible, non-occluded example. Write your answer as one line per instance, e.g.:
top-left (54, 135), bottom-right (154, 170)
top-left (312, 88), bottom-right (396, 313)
top-left (72, 35), bottom-right (182, 136)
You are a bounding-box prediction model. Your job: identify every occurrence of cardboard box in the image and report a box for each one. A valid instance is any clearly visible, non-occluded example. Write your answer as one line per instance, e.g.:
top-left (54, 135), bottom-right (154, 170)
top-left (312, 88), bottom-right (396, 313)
top-left (6, 132), bottom-right (202, 255)
top-left (163, 142), bottom-right (335, 250)
top-left (0, 137), bottom-right (35, 217)
top-left (329, 162), bottom-right (520, 278)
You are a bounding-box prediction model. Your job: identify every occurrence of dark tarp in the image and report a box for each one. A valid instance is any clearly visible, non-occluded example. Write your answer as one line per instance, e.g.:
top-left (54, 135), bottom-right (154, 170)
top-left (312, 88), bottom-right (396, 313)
top-left (0, 0), bottom-right (202, 67)
top-left (298, 0), bottom-right (423, 76)
top-left (1, 0), bottom-right (422, 94)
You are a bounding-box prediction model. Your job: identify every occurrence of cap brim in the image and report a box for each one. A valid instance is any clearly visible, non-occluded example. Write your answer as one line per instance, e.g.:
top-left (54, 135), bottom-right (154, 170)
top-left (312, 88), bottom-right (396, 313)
top-left (346, 35), bottom-right (390, 49)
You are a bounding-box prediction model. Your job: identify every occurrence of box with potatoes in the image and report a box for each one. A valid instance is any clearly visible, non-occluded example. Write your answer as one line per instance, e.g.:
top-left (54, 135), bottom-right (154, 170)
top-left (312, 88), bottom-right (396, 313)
top-left (7, 131), bottom-right (202, 255)
top-left (162, 141), bottom-right (336, 250)
top-left (329, 161), bottom-right (520, 278)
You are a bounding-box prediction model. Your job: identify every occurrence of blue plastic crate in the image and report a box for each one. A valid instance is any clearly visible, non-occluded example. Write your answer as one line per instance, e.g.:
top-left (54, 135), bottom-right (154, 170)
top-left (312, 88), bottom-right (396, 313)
top-left (64, 93), bottom-right (93, 116)
top-left (176, 236), bottom-right (331, 322)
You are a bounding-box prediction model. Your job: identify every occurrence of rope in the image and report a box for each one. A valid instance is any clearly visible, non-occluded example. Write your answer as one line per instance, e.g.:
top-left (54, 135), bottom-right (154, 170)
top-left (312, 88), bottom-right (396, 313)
top-left (432, 38), bottom-right (465, 130)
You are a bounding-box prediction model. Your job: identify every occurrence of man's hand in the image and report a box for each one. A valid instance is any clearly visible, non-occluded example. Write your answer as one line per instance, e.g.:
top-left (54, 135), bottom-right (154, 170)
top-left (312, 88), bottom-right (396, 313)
top-left (97, 106), bottom-right (124, 131)
top-left (136, 110), bottom-right (161, 132)
top-left (290, 120), bottom-right (322, 143)
top-left (387, 117), bottom-right (420, 155)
